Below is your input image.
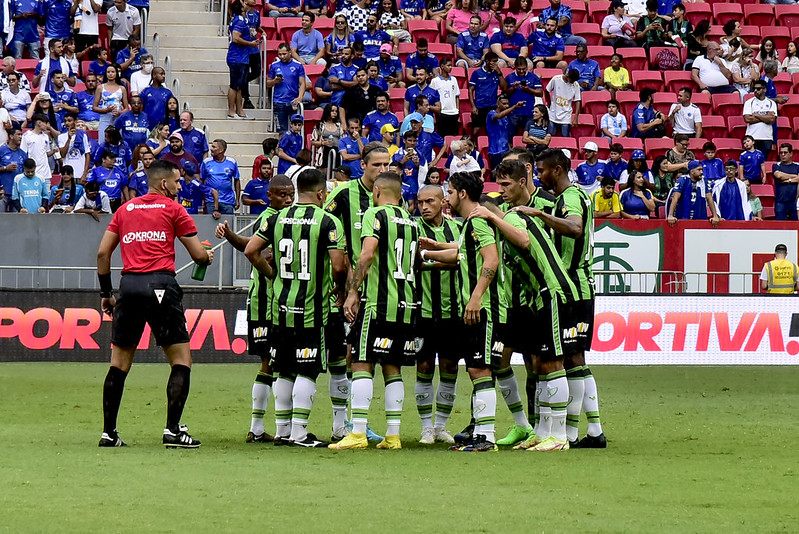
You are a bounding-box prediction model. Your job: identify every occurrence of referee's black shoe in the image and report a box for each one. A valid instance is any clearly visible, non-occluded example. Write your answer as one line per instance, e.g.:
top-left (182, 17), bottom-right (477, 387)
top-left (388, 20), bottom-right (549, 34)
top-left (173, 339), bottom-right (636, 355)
top-left (292, 433), bottom-right (329, 448)
top-left (99, 431), bottom-right (127, 447)
top-left (163, 428), bottom-right (201, 448)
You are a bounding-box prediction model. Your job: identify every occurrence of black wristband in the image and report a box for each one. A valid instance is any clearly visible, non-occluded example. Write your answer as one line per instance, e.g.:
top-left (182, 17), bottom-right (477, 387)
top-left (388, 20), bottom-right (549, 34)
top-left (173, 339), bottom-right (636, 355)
top-left (99, 273), bottom-right (113, 298)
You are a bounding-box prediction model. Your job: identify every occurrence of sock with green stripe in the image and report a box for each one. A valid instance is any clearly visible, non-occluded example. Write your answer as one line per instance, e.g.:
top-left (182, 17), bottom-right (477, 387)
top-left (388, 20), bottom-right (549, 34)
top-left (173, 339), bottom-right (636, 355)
top-left (472, 376), bottom-right (496, 443)
top-left (289, 375), bottom-right (317, 442)
top-left (328, 360), bottom-right (349, 432)
top-left (565, 366), bottom-right (585, 442)
top-left (526, 373), bottom-right (537, 429)
top-left (250, 371), bottom-right (273, 435)
top-left (273, 374), bottom-right (295, 438)
top-left (583, 366), bottom-right (604, 437)
top-left (434, 372), bottom-right (457, 428)
top-left (533, 374), bottom-right (543, 436)
top-left (495, 366), bottom-right (529, 427)
top-left (350, 371), bottom-right (373, 435)
top-left (385, 374), bottom-right (404, 436)
top-left (544, 370), bottom-right (569, 442)
top-left (415, 371), bottom-right (434, 430)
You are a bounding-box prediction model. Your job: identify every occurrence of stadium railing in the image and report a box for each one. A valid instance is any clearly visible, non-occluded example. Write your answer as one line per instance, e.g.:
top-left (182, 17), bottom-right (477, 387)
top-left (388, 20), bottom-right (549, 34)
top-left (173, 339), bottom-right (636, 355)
top-left (151, 32), bottom-right (161, 68)
top-left (141, 8), bottom-right (149, 49)
top-left (0, 266), bottom-right (123, 290)
top-left (595, 270), bottom-right (762, 295)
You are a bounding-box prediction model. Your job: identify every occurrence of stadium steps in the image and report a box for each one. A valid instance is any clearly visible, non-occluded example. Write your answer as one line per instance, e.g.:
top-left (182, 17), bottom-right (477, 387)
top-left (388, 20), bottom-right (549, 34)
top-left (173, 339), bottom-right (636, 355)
top-left (148, 0), bottom-right (272, 179)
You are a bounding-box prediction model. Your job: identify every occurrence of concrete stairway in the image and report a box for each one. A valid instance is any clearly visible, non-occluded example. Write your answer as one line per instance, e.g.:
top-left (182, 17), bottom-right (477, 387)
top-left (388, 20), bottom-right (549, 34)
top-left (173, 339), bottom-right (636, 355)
top-left (147, 0), bottom-right (274, 180)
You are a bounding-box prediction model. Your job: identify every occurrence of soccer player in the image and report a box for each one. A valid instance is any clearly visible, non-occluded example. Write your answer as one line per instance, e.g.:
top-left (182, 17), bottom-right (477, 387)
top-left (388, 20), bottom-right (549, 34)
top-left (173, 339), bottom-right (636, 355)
top-left (415, 185), bottom-right (461, 444)
top-left (331, 172), bottom-right (419, 450)
top-left (470, 161), bottom-right (580, 451)
top-left (324, 142), bottom-right (390, 441)
top-left (421, 171), bottom-right (506, 452)
top-left (215, 174), bottom-right (295, 443)
top-left (245, 168), bottom-right (348, 447)
top-left (514, 148), bottom-right (607, 448)
top-left (96, 160), bottom-right (214, 448)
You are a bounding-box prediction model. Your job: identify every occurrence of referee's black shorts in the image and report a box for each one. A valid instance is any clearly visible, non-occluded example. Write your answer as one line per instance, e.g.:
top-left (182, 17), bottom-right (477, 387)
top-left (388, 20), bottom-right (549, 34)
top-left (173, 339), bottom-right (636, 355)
top-left (112, 271), bottom-right (190, 348)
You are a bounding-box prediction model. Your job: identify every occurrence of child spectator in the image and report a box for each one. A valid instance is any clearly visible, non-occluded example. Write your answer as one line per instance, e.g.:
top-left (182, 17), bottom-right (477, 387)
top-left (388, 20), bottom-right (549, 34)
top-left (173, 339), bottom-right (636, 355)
top-left (591, 175), bottom-right (621, 219)
top-left (126, 144), bottom-right (154, 200)
top-left (603, 53), bottom-right (631, 100)
top-left (242, 159), bottom-right (273, 215)
top-left (11, 158), bottom-right (48, 213)
top-left (394, 130), bottom-right (422, 210)
top-left (277, 114), bottom-right (304, 174)
top-left (600, 99), bottom-right (627, 138)
top-left (48, 165), bottom-right (84, 213)
top-left (604, 142), bottom-right (627, 183)
top-left (701, 141), bottom-right (725, 191)
top-left (73, 179), bottom-right (111, 220)
top-left (178, 160), bottom-right (218, 215)
top-left (739, 135), bottom-right (765, 185)
top-left (89, 48), bottom-right (110, 77)
top-left (447, 138), bottom-right (481, 176)
top-left (745, 178), bottom-right (763, 220)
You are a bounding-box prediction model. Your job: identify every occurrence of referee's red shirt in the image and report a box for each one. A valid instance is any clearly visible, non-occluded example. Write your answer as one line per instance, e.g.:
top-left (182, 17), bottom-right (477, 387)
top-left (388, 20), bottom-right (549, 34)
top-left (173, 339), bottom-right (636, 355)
top-left (107, 194), bottom-right (198, 274)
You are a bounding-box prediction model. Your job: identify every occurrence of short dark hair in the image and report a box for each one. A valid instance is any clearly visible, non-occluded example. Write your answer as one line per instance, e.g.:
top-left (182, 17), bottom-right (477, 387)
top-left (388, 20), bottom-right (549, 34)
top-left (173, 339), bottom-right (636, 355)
top-left (414, 94), bottom-right (429, 107)
top-left (722, 20), bottom-right (737, 37)
top-left (780, 142), bottom-right (794, 153)
top-left (84, 180), bottom-right (100, 192)
top-left (449, 171), bottom-right (483, 202)
top-left (639, 88), bottom-right (656, 102)
top-left (297, 168), bottom-right (325, 193)
top-left (703, 141), bottom-right (717, 152)
top-left (608, 99), bottom-right (620, 108)
top-left (674, 133), bottom-right (690, 144)
top-left (679, 86), bottom-right (693, 97)
top-left (403, 130), bottom-right (417, 140)
top-left (148, 160), bottom-right (180, 185)
top-left (672, 3), bottom-right (685, 12)
top-left (601, 175), bottom-right (616, 188)
top-left (417, 38), bottom-right (428, 48)
top-left (609, 143), bottom-right (624, 154)
top-left (536, 148), bottom-right (571, 175)
top-left (23, 158), bottom-right (36, 170)
top-left (303, 11), bottom-right (315, 22)
top-left (493, 159), bottom-right (526, 182)
top-left (101, 149), bottom-right (117, 161)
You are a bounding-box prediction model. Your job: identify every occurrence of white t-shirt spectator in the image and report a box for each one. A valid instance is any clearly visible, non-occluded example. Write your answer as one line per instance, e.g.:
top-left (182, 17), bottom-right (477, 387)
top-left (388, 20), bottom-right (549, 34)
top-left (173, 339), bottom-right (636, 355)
top-left (57, 131), bottom-right (91, 179)
top-left (106, 4), bottom-right (141, 41)
top-left (0, 108), bottom-right (10, 145)
top-left (601, 112), bottom-right (628, 137)
top-left (601, 14), bottom-right (635, 39)
top-left (78, 0), bottom-right (100, 36)
top-left (129, 70), bottom-right (151, 95)
top-left (669, 102), bottom-right (702, 135)
top-left (430, 74), bottom-right (460, 116)
top-left (743, 97), bottom-right (778, 141)
top-left (692, 56), bottom-right (730, 88)
top-left (74, 190), bottom-right (111, 213)
top-left (546, 75), bottom-right (581, 125)
top-left (449, 154), bottom-right (481, 174)
top-left (21, 131), bottom-right (53, 180)
top-left (2, 88), bottom-right (31, 122)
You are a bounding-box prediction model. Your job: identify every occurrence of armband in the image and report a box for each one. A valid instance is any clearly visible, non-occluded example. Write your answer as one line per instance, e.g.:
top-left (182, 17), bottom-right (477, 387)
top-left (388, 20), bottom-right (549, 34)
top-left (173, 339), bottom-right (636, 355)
top-left (99, 273), bottom-right (113, 298)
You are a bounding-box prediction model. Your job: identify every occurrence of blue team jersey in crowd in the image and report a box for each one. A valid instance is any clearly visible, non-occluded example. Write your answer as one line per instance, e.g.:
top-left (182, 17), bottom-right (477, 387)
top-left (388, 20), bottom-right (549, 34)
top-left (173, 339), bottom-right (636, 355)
top-left (325, 33), bottom-right (355, 58)
top-left (505, 71), bottom-right (541, 117)
top-left (12, 174), bottom-right (48, 212)
top-left (392, 148), bottom-right (419, 199)
top-left (405, 52), bottom-right (439, 76)
top-left (277, 131), bottom-right (303, 174)
top-left (415, 130), bottom-right (444, 166)
top-left (48, 88), bottom-right (76, 125)
top-left (89, 60), bottom-right (108, 77)
top-left (404, 84), bottom-right (439, 113)
top-left (12, 0), bottom-right (39, 43)
top-left (114, 111), bottom-right (151, 149)
top-left (93, 141), bottom-right (133, 175)
top-left (87, 166), bottom-right (128, 200)
top-left (227, 16), bottom-right (254, 65)
top-left (246, 10), bottom-right (261, 56)
top-left (671, 175), bottom-right (708, 219)
top-left (339, 135), bottom-right (363, 178)
top-left (328, 62), bottom-right (358, 105)
top-left (540, 5), bottom-right (573, 36)
top-left (269, 59), bottom-right (305, 104)
top-left (180, 128), bottom-right (209, 166)
top-left (116, 47), bottom-right (149, 78)
top-left (127, 169), bottom-right (149, 197)
top-left (201, 156), bottom-right (240, 205)
top-left (568, 58), bottom-right (601, 88)
top-left (490, 31), bottom-right (527, 59)
top-left (469, 66), bottom-right (501, 109)
top-left (369, 76), bottom-right (389, 91)
top-left (178, 177), bottom-right (213, 214)
top-left (140, 86), bottom-right (172, 125)
top-left (49, 183), bottom-right (85, 206)
top-left (0, 145), bottom-right (28, 194)
top-left (75, 91), bottom-right (100, 121)
top-left (740, 149), bottom-right (765, 183)
top-left (400, 0), bottom-right (423, 16)
top-left (42, 0), bottom-right (73, 39)
top-left (527, 30), bottom-right (565, 58)
top-left (376, 55), bottom-right (403, 77)
top-left (456, 31), bottom-right (490, 61)
top-left (604, 158), bottom-right (627, 182)
top-left (631, 103), bottom-right (656, 138)
top-left (34, 57), bottom-right (74, 93)
top-left (354, 29), bottom-right (391, 59)
top-left (362, 110), bottom-right (399, 143)
top-left (486, 110), bottom-right (510, 155)
top-left (242, 177), bottom-right (270, 215)
top-left (701, 158), bottom-right (725, 190)
top-left (577, 160), bottom-right (608, 187)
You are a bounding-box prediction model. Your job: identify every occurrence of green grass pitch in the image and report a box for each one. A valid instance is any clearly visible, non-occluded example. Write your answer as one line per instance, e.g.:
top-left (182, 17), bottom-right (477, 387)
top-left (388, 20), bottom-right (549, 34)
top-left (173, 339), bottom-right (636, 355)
top-left (1, 363), bottom-right (797, 533)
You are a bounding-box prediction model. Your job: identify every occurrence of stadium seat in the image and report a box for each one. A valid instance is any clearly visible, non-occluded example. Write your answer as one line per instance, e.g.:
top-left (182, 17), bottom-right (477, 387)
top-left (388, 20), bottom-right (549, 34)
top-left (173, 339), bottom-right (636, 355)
top-left (775, 5), bottom-right (799, 27)
top-left (316, 17), bottom-right (335, 36)
top-left (751, 184), bottom-right (775, 206)
top-left (304, 64), bottom-right (326, 89)
top-left (739, 25), bottom-right (762, 44)
top-left (277, 18), bottom-right (303, 43)
top-left (726, 115), bottom-right (747, 140)
top-left (779, 95), bottom-right (799, 122)
top-left (700, 115), bottom-right (727, 140)
top-left (777, 116), bottom-right (792, 141)
top-left (760, 27), bottom-right (791, 53)
top-left (762, 206), bottom-right (776, 220)
top-left (389, 87), bottom-right (406, 114)
top-left (771, 72), bottom-right (793, 95)
top-left (591, 46), bottom-right (616, 70)
top-left (712, 93), bottom-right (743, 120)
top-left (588, 1), bottom-right (611, 25)
top-left (537, 68), bottom-right (564, 90)
top-left (581, 90), bottom-right (613, 116)
top-left (459, 88), bottom-right (472, 114)
top-left (779, 139), bottom-right (799, 153)
top-left (712, 138), bottom-right (744, 162)
top-left (621, 48), bottom-right (648, 71)
top-left (684, 2), bottom-right (713, 27)
top-left (792, 116), bottom-right (799, 136)
top-left (613, 137), bottom-right (643, 153)
top-left (563, 45), bottom-right (578, 64)
top-left (303, 108), bottom-right (322, 137)
top-left (260, 16), bottom-right (276, 39)
top-left (687, 137), bottom-right (709, 153)
top-left (743, 4), bottom-right (774, 27)
top-left (571, 114), bottom-right (597, 139)
top-left (764, 161), bottom-right (775, 185)
top-left (644, 138), bottom-right (673, 159)
top-left (616, 91), bottom-right (641, 117)
top-left (98, 14), bottom-right (108, 49)
top-left (483, 181), bottom-right (500, 193)
top-left (428, 42), bottom-right (454, 59)
top-left (549, 137), bottom-right (578, 152)
top-left (652, 91), bottom-right (678, 116)
top-left (451, 66), bottom-right (468, 89)
top-left (461, 111), bottom-right (472, 134)
top-left (398, 42), bottom-right (416, 65)
top-left (564, 0), bottom-right (587, 23)
top-left (571, 23), bottom-right (602, 46)
top-left (408, 20), bottom-right (441, 43)
top-left (80, 60), bottom-right (92, 78)
top-left (87, 129), bottom-right (98, 141)
top-left (578, 136), bottom-right (610, 159)
top-left (664, 71), bottom-right (694, 94)
top-left (712, 3), bottom-right (743, 26)
top-left (792, 27), bottom-right (799, 45)
top-left (690, 92), bottom-right (712, 116)
top-left (632, 70), bottom-right (663, 92)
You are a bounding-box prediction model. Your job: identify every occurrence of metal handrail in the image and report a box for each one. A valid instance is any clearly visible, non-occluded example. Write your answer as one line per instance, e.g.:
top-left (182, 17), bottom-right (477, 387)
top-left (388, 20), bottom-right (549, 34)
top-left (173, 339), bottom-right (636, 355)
top-left (214, 0), bottom-right (229, 36)
top-left (171, 77), bottom-right (181, 102)
top-left (163, 55), bottom-right (172, 84)
top-left (141, 7), bottom-right (149, 48)
top-left (151, 32), bottom-right (160, 68)
top-left (258, 34), bottom-right (267, 110)
top-left (0, 266), bottom-right (123, 290)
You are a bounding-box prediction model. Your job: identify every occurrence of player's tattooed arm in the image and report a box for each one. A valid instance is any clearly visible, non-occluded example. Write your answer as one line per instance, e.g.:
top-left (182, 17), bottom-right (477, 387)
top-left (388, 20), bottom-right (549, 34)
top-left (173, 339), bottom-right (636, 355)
top-left (344, 237), bottom-right (378, 322)
top-left (481, 266), bottom-right (496, 280)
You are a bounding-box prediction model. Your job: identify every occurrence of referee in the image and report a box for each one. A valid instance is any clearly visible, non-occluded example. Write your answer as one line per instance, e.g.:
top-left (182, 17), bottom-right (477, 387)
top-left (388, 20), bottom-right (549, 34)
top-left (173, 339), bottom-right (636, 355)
top-left (96, 160), bottom-right (214, 449)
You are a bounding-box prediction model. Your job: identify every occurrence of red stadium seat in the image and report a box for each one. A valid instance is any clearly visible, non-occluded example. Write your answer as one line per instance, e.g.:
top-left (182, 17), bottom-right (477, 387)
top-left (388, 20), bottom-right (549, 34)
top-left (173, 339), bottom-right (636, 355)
top-left (712, 138), bottom-right (744, 162)
top-left (260, 16), bottom-right (277, 39)
top-left (743, 4), bottom-right (774, 27)
top-left (303, 108), bottom-right (322, 137)
top-left (616, 91), bottom-right (641, 117)
top-left (571, 23), bottom-right (602, 46)
top-left (398, 42), bottom-right (415, 65)
top-left (664, 70), bottom-right (694, 94)
top-left (687, 137), bottom-right (709, 152)
top-left (571, 114), bottom-right (597, 139)
top-left (775, 5), bottom-right (799, 27)
top-left (564, 0), bottom-right (587, 23)
top-left (760, 27), bottom-right (792, 53)
top-left (563, 45), bottom-right (577, 64)
top-left (98, 14), bottom-right (108, 49)
top-left (537, 68), bottom-right (564, 90)
top-left (712, 3), bottom-right (743, 27)
top-left (613, 137), bottom-right (643, 154)
top-left (591, 46), bottom-right (615, 70)
top-left (684, 2), bottom-right (713, 27)
top-left (792, 116), bottom-right (799, 136)
top-left (428, 42), bottom-right (454, 59)
top-left (304, 64), bottom-right (326, 89)
top-left (632, 70), bottom-right (663, 92)
top-left (588, 1), bottom-right (611, 25)
top-left (452, 66), bottom-right (468, 89)
top-left (739, 25), bottom-right (762, 44)
top-left (549, 137), bottom-right (578, 152)
top-left (652, 91), bottom-right (678, 116)
top-left (581, 90), bottom-right (613, 116)
top-left (408, 20), bottom-right (441, 43)
top-left (764, 161), bottom-right (776, 184)
top-left (779, 95), bottom-right (799, 122)
top-left (780, 139), bottom-right (799, 153)
top-left (644, 138), bottom-right (674, 159)
top-left (578, 136), bottom-right (610, 159)
top-left (700, 115), bottom-right (727, 140)
top-left (690, 92), bottom-right (712, 116)
top-left (772, 73), bottom-right (793, 95)
top-left (483, 181), bottom-right (500, 193)
top-left (389, 87), bottom-right (406, 114)
top-left (80, 60), bottom-right (92, 78)
top-left (459, 88), bottom-right (472, 114)
top-left (277, 17), bottom-right (303, 43)
top-left (316, 17), bottom-right (335, 37)
top-left (726, 115), bottom-right (747, 140)
top-left (762, 206), bottom-right (776, 220)
top-left (712, 93), bottom-right (743, 120)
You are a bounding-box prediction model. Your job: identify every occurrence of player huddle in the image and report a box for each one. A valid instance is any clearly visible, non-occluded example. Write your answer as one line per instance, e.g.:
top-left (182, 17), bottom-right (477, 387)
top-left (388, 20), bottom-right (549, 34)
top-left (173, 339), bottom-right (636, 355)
top-left (223, 143), bottom-right (607, 452)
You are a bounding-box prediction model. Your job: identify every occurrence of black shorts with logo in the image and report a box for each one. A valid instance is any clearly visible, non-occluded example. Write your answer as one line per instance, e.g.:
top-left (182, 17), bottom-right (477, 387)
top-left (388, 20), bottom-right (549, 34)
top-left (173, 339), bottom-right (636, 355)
top-left (112, 272), bottom-right (189, 348)
top-left (356, 311), bottom-right (416, 366)
top-left (531, 296), bottom-right (580, 360)
top-left (326, 309), bottom-right (348, 360)
top-left (247, 319), bottom-right (273, 360)
top-left (573, 299), bottom-right (595, 352)
top-left (416, 318), bottom-right (461, 362)
top-left (458, 311), bottom-right (504, 370)
top-left (271, 325), bottom-right (326, 377)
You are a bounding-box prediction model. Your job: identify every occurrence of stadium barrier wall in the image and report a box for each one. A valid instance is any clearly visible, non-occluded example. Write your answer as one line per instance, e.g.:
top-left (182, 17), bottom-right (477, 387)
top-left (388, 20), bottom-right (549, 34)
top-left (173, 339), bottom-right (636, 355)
top-left (2, 290), bottom-right (798, 364)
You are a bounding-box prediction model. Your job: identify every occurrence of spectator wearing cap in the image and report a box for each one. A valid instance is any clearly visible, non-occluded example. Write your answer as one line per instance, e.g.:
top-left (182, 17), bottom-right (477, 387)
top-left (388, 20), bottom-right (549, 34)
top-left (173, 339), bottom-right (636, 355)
top-left (759, 244), bottom-right (798, 295)
top-left (631, 88), bottom-right (666, 139)
top-left (635, 0), bottom-right (670, 50)
top-left (242, 158), bottom-right (273, 215)
top-left (469, 52), bottom-right (506, 137)
top-left (620, 149), bottom-right (653, 190)
top-left (405, 38), bottom-right (440, 85)
top-left (505, 56), bottom-right (542, 137)
top-left (380, 123), bottom-right (401, 156)
top-left (591, 175), bottom-right (622, 219)
top-left (266, 43), bottom-right (306, 134)
top-left (739, 134), bottom-right (766, 184)
top-left (601, 99), bottom-right (628, 138)
top-left (577, 141), bottom-right (607, 196)
top-left (160, 130), bottom-right (199, 170)
top-left (668, 87), bottom-right (702, 138)
top-left (743, 79), bottom-right (778, 159)
top-left (277, 114), bottom-right (305, 175)
top-left (354, 13), bottom-right (396, 63)
top-left (527, 17), bottom-right (567, 71)
top-left (340, 67), bottom-right (384, 125)
top-left (490, 16), bottom-right (529, 70)
top-left (700, 141), bottom-right (725, 191)
top-left (667, 159), bottom-right (720, 226)
top-left (291, 13), bottom-right (328, 67)
top-left (376, 44), bottom-right (405, 88)
top-left (455, 15), bottom-right (490, 69)
top-left (601, 1), bottom-right (637, 49)
top-left (201, 138), bottom-right (241, 214)
top-left (539, 0), bottom-right (587, 47)
top-left (179, 160), bottom-right (219, 216)
top-left (712, 160), bottom-right (751, 221)
top-left (692, 42), bottom-right (736, 96)
top-left (772, 143), bottom-right (799, 221)
top-left (486, 93), bottom-right (522, 169)
top-left (362, 92), bottom-right (399, 143)
top-left (73, 180), bottom-right (111, 219)
top-left (568, 44), bottom-right (602, 92)
top-left (339, 116), bottom-right (365, 179)
top-left (404, 66), bottom-right (440, 116)
top-left (407, 111), bottom-right (445, 171)
top-left (546, 69), bottom-right (581, 137)
top-left (400, 94), bottom-right (435, 135)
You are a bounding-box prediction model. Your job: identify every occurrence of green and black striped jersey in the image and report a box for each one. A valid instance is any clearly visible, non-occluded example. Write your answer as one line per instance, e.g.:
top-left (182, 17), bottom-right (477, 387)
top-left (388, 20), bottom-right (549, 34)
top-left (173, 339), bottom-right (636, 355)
top-left (247, 206), bottom-right (277, 323)
top-left (499, 186), bottom-right (557, 214)
top-left (503, 212), bottom-right (579, 311)
top-left (323, 178), bottom-right (373, 266)
top-left (360, 205), bottom-right (419, 325)
top-left (255, 204), bottom-right (345, 329)
top-left (457, 217), bottom-right (507, 324)
top-left (553, 185), bottom-right (595, 301)
top-left (418, 217), bottom-right (462, 320)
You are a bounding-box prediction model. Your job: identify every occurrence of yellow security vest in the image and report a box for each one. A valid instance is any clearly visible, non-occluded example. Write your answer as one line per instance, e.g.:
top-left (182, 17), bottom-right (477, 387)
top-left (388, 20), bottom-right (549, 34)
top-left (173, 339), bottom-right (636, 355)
top-left (765, 259), bottom-right (798, 294)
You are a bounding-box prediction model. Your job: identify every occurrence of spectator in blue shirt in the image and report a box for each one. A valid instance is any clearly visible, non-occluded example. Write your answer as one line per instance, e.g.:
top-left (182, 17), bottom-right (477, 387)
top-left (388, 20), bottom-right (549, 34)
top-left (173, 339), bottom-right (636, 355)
top-left (739, 135), bottom-right (766, 185)
top-left (667, 160), bottom-right (720, 225)
top-left (179, 160), bottom-right (218, 215)
top-left (576, 141), bottom-right (608, 195)
top-left (339, 117), bottom-right (365, 179)
top-left (700, 141), bottom-right (725, 191)
top-left (362, 93), bottom-right (399, 142)
top-left (11, 0), bottom-right (41, 60)
top-left (33, 39), bottom-right (76, 93)
top-left (47, 165), bottom-right (85, 212)
top-left (11, 158), bottom-right (48, 213)
top-left (505, 56), bottom-right (542, 136)
top-left (631, 88), bottom-right (666, 139)
top-left (116, 35), bottom-right (148, 80)
top-left (404, 66), bottom-right (440, 115)
top-left (201, 138), bottom-right (241, 214)
top-left (490, 16), bottom-right (529, 69)
top-left (400, 0), bottom-right (423, 18)
top-left (772, 144), bottom-right (799, 221)
top-left (605, 142), bottom-right (627, 182)
top-left (93, 126), bottom-right (133, 176)
top-left (49, 71), bottom-right (78, 127)
top-left (469, 52), bottom-right (507, 137)
top-left (227, 2), bottom-right (259, 120)
top-left (405, 38), bottom-right (440, 85)
top-left (568, 44), bottom-right (602, 91)
top-left (242, 159), bottom-right (273, 215)
top-left (125, 146), bottom-right (154, 199)
top-left (87, 149), bottom-right (129, 211)
top-left (376, 44), bottom-right (405, 88)
top-left (114, 95), bottom-right (150, 149)
top-left (393, 130), bottom-right (421, 209)
top-left (265, 0), bottom-right (301, 17)
top-left (600, 99), bottom-right (628, 138)
top-left (277, 114), bottom-right (305, 175)
top-left (73, 72), bottom-right (100, 129)
top-left (354, 14), bottom-right (396, 62)
top-left (0, 128), bottom-right (27, 211)
top-left (528, 17), bottom-right (567, 70)
top-left (328, 47), bottom-right (358, 106)
top-left (539, 0), bottom-right (587, 46)
top-left (266, 43), bottom-right (306, 134)
top-left (89, 48), bottom-right (110, 77)
top-left (455, 15), bottom-right (490, 69)
top-left (485, 94), bottom-right (521, 169)
top-left (139, 67), bottom-right (173, 127)
top-left (366, 61), bottom-right (389, 91)
top-left (42, 0), bottom-right (73, 49)
top-left (291, 13), bottom-right (328, 66)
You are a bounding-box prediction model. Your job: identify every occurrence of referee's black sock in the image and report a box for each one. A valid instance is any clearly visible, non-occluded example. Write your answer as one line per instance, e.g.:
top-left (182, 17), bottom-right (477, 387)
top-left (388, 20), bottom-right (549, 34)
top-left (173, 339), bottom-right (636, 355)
top-left (103, 366), bottom-right (128, 434)
top-left (166, 365), bottom-right (191, 433)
